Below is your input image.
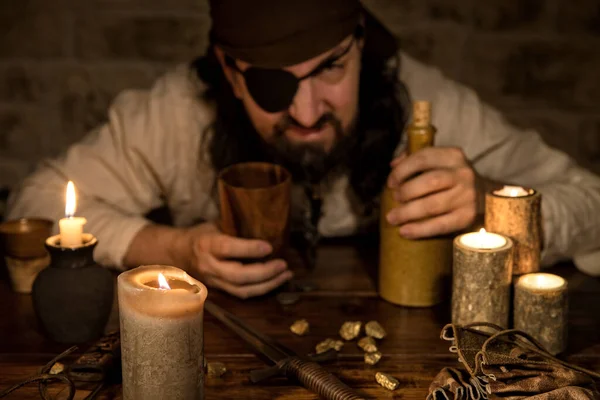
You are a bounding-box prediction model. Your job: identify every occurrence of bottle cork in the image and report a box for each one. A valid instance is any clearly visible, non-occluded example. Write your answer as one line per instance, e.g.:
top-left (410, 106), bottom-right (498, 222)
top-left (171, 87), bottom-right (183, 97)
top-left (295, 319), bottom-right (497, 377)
top-left (379, 101), bottom-right (452, 307)
top-left (412, 101), bottom-right (431, 128)
top-left (407, 101), bottom-right (436, 155)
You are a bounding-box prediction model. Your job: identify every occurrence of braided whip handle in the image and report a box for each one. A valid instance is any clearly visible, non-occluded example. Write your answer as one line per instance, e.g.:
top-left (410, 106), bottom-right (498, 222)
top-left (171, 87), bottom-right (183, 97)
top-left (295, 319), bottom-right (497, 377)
top-left (282, 357), bottom-right (365, 400)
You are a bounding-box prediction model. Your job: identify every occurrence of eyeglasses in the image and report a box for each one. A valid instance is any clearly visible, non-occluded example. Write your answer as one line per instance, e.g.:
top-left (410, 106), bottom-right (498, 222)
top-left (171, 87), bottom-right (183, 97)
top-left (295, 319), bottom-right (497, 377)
top-left (225, 25), bottom-right (364, 113)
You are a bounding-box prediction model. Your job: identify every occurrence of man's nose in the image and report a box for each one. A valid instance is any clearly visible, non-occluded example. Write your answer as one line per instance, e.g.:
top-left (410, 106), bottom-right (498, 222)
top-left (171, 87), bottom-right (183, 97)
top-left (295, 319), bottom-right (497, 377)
top-left (288, 79), bottom-right (324, 128)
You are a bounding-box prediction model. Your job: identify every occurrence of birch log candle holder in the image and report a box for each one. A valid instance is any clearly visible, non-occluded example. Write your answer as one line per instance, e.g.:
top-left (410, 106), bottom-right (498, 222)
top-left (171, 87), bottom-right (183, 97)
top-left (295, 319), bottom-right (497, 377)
top-left (452, 229), bottom-right (513, 328)
top-left (514, 273), bottom-right (568, 355)
top-left (485, 185), bottom-right (541, 275)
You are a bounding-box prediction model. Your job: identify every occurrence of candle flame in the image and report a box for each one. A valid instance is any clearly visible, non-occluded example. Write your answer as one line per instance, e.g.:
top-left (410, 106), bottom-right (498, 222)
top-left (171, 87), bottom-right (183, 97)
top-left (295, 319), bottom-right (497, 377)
top-left (497, 185), bottom-right (529, 197)
top-left (65, 181), bottom-right (77, 218)
top-left (477, 228), bottom-right (486, 248)
top-left (157, 273), bottom-right (171, 290)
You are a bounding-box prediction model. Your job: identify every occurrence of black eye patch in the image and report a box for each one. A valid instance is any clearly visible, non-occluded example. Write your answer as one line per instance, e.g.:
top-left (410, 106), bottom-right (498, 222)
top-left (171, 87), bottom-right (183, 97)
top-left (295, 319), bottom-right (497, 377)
top-left (241, 67), bottom-right (300, 113)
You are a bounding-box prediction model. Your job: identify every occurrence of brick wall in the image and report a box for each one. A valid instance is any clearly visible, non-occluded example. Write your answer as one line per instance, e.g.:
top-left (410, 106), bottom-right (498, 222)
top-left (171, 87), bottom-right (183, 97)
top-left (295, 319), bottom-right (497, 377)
top-left (0, 0), bottom-right (599, 189)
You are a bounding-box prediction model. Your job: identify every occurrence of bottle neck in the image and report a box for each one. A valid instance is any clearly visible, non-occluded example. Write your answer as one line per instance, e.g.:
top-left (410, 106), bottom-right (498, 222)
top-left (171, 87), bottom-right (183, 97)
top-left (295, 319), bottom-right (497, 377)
top-left (45, 241), bottom-right (97, 269)
top-left (407, 124), bottom-right (436, 155)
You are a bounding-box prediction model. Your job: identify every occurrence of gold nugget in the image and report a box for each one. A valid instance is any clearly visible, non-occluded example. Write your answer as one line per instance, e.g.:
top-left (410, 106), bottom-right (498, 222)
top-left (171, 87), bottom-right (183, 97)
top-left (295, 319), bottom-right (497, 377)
top-left (290, 319), bottom-right (310, 336)
top-left (358, 336), bottom-right (378, 353)
top-left (364, 351), bottom-right (382, 365)
top-left (315, 339), bottom-right (334, 354)
top-left (365, 321), bottom-right (386, 339)
top-left (315, 338), bottom-right (344, 354)
top-left (339, 321), bottom-right (362, 341)
top-left (49, 362), bottom-right (65, 375)
top-left (332, 340), bottom-right (344, 351)
top-left (375, 372), bottom-right (399, 391)
top-left (207, 362), bottom-right (227, 378)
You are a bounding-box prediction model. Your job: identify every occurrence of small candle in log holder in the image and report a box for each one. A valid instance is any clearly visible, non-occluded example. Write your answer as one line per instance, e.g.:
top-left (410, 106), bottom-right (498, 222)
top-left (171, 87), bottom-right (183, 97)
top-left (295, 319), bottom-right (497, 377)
top-left (452, 229), bottom-right (513, 328)
top-left (485, 185), bottom-right (541, 275)
top-left (514, 273), bottom-right (567, 355)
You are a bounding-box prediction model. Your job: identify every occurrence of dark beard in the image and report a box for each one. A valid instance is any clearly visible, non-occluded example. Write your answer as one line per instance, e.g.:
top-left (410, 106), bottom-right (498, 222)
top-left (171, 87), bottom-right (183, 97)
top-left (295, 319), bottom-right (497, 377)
top-left (260, 113), bottom-right (359, 185)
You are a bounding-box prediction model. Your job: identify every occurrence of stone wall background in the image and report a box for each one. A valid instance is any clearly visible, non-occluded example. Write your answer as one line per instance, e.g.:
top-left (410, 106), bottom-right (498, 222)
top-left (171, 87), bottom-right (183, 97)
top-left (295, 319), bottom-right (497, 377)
top-left (0, 0), bottom-right (599, 190)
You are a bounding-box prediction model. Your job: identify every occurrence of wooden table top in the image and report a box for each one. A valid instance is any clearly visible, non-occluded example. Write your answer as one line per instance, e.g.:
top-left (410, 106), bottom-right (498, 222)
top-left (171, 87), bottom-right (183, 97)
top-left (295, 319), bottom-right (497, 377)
top-left (1, 238), bottom-right (600, 399)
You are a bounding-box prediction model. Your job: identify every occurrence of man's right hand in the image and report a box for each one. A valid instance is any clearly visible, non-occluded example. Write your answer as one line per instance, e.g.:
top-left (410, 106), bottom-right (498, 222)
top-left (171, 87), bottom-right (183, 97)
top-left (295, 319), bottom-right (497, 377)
top-left (172, 222), bottom-right (293, 299)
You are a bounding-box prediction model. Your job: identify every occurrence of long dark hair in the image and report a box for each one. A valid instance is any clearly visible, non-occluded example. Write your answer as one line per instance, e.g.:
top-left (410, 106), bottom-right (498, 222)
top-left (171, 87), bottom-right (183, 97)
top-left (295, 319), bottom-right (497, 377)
top-left (191, 32), bottom-right (410, 209)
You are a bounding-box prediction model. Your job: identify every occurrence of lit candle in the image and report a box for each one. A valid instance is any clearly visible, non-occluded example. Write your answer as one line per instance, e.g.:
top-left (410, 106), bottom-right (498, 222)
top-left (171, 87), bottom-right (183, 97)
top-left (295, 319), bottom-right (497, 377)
top-left (485, 185), bottom-right (541, 275)
top-left (452, 229), bottom-right (513, 327)
top-left (514, 273), bottom-right (568, 355)
top-left (58, 181), bottom-right (87, 247)
top-left (493, 185), bottom-right (532, 197)
top-left (118, 265), bottom-right (208, 400)
top-left (459, 228), bottom-right (507, 249)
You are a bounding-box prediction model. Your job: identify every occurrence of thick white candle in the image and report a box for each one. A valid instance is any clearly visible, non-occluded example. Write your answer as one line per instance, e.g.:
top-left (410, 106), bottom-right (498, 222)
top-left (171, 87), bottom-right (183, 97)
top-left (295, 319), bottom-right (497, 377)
top-left (59, 181), bottom-right (87, 247)
top-left (493, 185), bottom-right (532, 198)
top-left (459, 228), bottom-right (507, 250)
top-left (118, 265), bottom-right (208, 400)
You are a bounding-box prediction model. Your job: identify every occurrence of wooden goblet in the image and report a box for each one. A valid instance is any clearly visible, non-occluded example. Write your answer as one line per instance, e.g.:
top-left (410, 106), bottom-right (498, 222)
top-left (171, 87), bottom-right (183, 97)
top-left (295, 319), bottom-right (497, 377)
top-left (218, 162), bottom-right (291, 259)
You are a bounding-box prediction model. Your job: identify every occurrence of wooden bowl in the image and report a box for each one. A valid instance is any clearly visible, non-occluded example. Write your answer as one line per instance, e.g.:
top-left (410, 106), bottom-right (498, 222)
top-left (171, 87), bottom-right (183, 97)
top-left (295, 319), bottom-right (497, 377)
top-left (0, 218), bottom-right (54, 259)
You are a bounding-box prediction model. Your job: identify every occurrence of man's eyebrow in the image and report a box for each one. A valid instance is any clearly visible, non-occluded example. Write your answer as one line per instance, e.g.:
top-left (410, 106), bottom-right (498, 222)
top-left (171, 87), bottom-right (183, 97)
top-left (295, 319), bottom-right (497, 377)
top-left (329, 39), bottom-right (353, 59)
top-left (299, 38), bottom-right (354, 80)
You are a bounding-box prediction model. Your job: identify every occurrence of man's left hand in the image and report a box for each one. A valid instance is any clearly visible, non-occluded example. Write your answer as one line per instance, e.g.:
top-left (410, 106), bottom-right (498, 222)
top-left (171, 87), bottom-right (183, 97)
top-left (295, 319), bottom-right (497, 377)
top-left (386, 147), bottom-right (478, 239)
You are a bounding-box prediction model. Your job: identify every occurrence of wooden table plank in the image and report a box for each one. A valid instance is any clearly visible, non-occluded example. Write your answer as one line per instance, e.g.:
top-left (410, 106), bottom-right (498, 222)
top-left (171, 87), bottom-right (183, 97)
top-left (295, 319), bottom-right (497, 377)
top-left (3, 354), bottom-right (600, 400)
